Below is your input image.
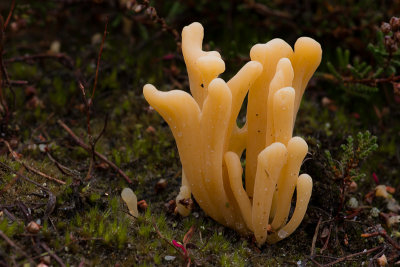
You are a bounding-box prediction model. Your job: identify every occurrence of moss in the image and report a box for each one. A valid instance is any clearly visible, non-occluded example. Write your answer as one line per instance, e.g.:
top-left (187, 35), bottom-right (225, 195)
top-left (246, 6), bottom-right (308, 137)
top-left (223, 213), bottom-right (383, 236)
top-left (89, 193), bottom-right (101, 202)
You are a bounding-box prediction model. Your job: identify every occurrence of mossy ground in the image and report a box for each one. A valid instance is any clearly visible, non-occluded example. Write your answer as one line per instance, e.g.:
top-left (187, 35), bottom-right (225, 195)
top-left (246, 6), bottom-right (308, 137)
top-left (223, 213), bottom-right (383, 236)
top-left (0, 1), bottom-right (399, 266)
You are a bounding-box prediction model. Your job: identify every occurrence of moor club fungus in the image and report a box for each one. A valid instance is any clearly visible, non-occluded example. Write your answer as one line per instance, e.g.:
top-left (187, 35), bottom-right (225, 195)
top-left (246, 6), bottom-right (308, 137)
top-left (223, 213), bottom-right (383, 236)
top-left (143, 22), bottom-right (322, 246)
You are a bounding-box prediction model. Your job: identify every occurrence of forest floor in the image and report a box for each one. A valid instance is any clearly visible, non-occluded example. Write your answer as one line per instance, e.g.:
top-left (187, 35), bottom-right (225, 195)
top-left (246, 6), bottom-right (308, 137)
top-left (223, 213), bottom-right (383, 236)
top-left (0, 1), bottom-right (400, 266)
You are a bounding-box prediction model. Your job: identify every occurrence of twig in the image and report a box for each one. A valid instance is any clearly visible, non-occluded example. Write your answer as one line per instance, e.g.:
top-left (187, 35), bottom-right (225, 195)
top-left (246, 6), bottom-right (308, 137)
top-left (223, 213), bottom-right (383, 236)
top-left (2, 140), bottom-right (66, 185)
top-left (343, 74), bottom-right (400, 86)
top-left (41, 243), bottom-right (66, 267)
top-left (0, 159), bottom-right (57, 221)
top-left (0, 160), bottom-right (47, 191)
top-left (57, 119), bottom-right (132, 183)
top-left (85, 114), bottom-right (108, 181)
top-left (308, 256), bottom-right (323, 267)
top-left (4, 53), bottom-right (75, 69)
top-left (362, 229), bottom-right (400, 251)
top-left (0, 230), bottom-right (36, 265)
top-left (242, 0), bottom-right (292, 20)
top-left (134, 0), bottom-right (180, 43)
top-left (310, 217), bottom-right (322, 257)
top-left (2, 79), bottom-right (28, 85)
top-left (46, 152), bottom-right (77, 176)
top-left (320, 223), bottom-right (332, 253)
top-left (78, 17), bottom-right (108, 180)
top-left (3, 0), bottom-right (16, 31)
top-left (320, 245), bottom-right (383, 267)
top-left (2, 208), bottom-right (17, 221)
top-left (152, 218), bottom-right (183, 255)
top-left (23, 163), bottom-right (66, 185)
top-left (91, 16), bottom-right (108, 99)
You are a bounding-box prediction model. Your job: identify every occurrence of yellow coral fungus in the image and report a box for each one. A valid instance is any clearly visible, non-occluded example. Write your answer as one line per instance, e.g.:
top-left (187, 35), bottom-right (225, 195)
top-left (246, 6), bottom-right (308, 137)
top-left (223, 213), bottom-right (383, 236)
top-left (143, 22), bottom-right (321, 245)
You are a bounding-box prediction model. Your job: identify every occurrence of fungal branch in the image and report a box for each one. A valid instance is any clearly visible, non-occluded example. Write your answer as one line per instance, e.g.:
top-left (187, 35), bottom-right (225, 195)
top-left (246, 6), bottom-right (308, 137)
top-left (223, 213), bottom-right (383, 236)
top-left (143, 22), bottom-right (322, 246)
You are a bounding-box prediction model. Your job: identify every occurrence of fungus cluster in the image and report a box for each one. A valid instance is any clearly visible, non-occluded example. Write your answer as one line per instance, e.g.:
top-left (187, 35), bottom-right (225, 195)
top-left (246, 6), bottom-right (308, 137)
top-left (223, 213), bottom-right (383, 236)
top-left (143, 22), bottom-right (322, 245)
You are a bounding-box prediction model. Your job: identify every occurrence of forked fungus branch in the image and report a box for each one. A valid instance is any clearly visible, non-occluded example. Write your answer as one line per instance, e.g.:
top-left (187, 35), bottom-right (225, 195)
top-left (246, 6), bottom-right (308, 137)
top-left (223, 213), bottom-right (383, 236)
top-left (143, 22), bottom-right (322, 246)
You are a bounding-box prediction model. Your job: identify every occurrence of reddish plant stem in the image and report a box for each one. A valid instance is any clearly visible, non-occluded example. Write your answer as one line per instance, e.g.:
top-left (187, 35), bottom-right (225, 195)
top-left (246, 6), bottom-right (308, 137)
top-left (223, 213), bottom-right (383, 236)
top-left (3, 0), bottom-right (16, 31)
top-left (91, 16), bottom-right (108, 100)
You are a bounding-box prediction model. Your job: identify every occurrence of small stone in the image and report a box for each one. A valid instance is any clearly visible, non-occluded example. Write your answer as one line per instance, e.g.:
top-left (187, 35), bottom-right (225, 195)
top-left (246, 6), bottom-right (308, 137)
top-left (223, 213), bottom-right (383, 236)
top-left (376, 185), bottom-right (389, 198)
top-left (49, 40), bottom-right (61, 54)
top-left (349, 181), bottom-right (358, 192)
top-left (26, 221), bottom-right (41, 234)
top-left (134, 4), bottom-right (143, 13)
top-left (145, 126), bottom-right (156, 134)
top-left (377, 254), bottom-right (388, 266)
top-left (155, 179), bottom-right (167, 193)
top-left (39, 144), bottom-right (47, 153)
top-left (41, 255), bottom-right (51, 265)
top-left (347, 197), bottom-right (358, 209)
top-left (164, 255), bottom-right (176, 261)
top-left (91, 33), bottom-right (103, 45)
top-left (387, 215), bottom-right (400, 227)
top-left (137, 200), bottom-right (148, 211)
top-left (370, 207), bottom-right (380, 217)
top-left (321, 97), bottom-right (332, 106)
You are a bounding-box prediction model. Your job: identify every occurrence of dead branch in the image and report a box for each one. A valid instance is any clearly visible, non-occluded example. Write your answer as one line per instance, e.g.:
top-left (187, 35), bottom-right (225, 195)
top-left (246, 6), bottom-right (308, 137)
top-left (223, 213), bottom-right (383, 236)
top-left (152, 218), bottom-right (184, 256)
top-left (41, 243), bottom-right (66, 267)
top-left (4, 53), bottom-right (75, 69)
top-left (3, 0), bottom-right (16, 31)
top-left (318, 245), bottom-right (383, 266)
top-left (23, 163), bottom-right (66, 185)
top-left (2, 140), bottom-right (66, 185)
top-left (91, 16), bottom-right (108, 99)
top-left (362, 228), bottom-right (400, 251)
top-left (0, 229), bottom-right (36, 265)
top-left (242, 0), bottom-right (292, 20)
top-left (0, 160), bottom-right (47, 191)
top-left (46, 152), bottom-right (78, 176)
top-left (310, 217), bottom-right (322, 257)
top-left (77, 17), bottom-right (109, 180)
top-left (57, 119), bottom-right (133, 184)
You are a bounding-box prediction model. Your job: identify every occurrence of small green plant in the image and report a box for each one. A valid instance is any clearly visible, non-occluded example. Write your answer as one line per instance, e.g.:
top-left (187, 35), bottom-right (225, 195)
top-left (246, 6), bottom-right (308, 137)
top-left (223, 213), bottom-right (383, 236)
top-left (325, 130), bottom-right (378, 214)
top-left (326, 16), bottom-right (400, 100)
top-left (327, 47), bottom-right (379, 98)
